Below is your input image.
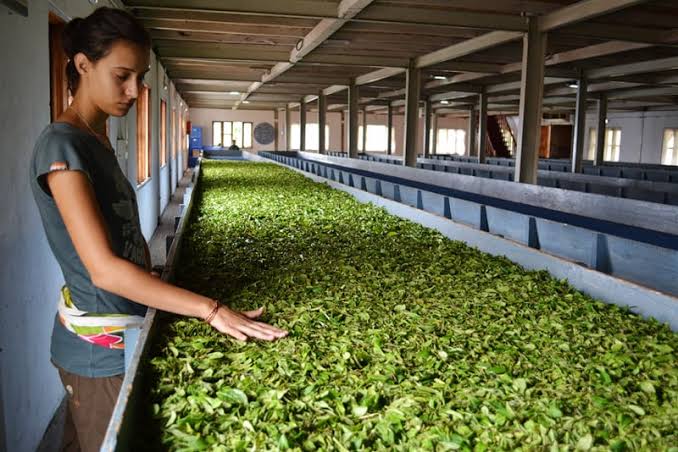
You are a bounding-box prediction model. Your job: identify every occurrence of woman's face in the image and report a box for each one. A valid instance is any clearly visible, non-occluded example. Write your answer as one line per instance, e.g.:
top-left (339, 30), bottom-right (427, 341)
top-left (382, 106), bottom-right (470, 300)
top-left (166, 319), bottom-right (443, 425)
top-left (78, 39), bottom-right (150, 117)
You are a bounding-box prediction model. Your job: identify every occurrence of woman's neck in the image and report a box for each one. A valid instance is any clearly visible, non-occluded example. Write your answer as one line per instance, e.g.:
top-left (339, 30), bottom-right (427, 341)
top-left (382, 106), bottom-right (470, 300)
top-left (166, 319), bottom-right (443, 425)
top-left (67, 96), bottom-right (108, 135)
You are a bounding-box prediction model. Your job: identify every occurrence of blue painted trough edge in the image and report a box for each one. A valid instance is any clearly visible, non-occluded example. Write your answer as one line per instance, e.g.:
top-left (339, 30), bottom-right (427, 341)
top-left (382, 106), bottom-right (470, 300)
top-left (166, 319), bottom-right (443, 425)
top-left (250, 152), bottom-right (678, 331)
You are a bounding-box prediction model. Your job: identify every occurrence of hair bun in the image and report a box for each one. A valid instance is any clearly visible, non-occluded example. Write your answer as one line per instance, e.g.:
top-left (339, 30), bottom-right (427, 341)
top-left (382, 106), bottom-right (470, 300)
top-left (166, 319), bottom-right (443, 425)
top-left (62, 17), bottom-right (85, 58)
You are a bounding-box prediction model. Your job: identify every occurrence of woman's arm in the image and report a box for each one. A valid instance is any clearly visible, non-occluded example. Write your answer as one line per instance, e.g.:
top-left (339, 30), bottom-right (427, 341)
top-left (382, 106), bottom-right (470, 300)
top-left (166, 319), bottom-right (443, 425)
top-left (46, 169), bottom-right (287, 341)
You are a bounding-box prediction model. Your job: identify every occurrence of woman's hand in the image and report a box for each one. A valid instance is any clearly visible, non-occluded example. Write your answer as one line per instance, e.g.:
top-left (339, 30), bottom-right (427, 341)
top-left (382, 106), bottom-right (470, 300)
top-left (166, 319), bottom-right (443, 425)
top-left (209, 305), bottom-right (288, 342)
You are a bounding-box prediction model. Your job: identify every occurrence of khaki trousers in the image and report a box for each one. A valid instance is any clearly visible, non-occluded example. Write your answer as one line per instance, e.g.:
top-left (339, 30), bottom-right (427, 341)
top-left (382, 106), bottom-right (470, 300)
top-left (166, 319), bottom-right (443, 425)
top-left (56, 366), bottom-right (123, 452)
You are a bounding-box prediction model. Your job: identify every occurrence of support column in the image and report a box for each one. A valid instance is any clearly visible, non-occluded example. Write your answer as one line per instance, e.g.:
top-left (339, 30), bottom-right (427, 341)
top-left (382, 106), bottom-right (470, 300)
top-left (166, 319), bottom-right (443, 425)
top-left (285, 106), bottom-right (291, 151)
top-left (274, 109), bottom-right (279, 151)
top-left (466, 107), bottom-right (477, 158)
top-left (432, 112), bottom-right (438, 155)
top-left (515, 16), bottom-right (546, 184)
top-left (594, 94), bottom-right (608, 166)
top-left (318, 90), bottom-right (327, 154)
top-left (341, 110), bottom-right (346, 153)
top-left (403, 59), bottom-right (421, 167)
top-left (299, 99), bottom-right (306, 152)
top-left (362, 106), bottom-right (368, 153)
top-left (571, 75), bottom-right (588, 173)
top-left (478, 90), bottom-right (488, 163)
top-left (423, 98), bottom-right (432, 158)
top-left (348, 83), bottom-right (359, 158)
top-left (387, 103), bottom-right (393, 155)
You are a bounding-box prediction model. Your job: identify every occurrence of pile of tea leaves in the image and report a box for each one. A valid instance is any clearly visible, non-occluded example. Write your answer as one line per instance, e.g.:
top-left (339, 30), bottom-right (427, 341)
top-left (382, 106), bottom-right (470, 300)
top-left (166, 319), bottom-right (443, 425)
top-left (150, 160), bottom-right (677, 451)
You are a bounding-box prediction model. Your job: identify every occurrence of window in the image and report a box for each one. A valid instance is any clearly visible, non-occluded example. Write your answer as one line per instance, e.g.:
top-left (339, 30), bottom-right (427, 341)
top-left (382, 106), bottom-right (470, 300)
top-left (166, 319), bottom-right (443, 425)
top-left (136, 84), bottom-right (151, 185)
top-left (160, 100), bottom-right (167, 167)
top-left (437, 129), bottom-right (466, 155)
top-left (587, 128), bottom-right (621, 162)
top-left (212, 121), bottom-right (254, 148)
top-left (358, 125), bottom-right (395, 152)
top-left (662, 129), bottom-right (678, 166)
top-left (291, 123), bottom-right (330, 151)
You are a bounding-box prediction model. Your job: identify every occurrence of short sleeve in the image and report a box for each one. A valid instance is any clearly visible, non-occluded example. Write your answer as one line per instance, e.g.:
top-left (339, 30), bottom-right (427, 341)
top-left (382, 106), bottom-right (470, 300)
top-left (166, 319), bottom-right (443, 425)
top-left (34, 133), bottom-right (93, 197)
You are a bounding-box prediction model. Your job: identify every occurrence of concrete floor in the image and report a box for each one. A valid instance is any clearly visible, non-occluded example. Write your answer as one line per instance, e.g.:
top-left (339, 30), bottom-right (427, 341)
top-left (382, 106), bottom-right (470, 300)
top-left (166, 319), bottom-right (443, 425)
top-left (37, 167), bottom-right (195, 452)
top-left (149, 168), bottom-right (194, 269)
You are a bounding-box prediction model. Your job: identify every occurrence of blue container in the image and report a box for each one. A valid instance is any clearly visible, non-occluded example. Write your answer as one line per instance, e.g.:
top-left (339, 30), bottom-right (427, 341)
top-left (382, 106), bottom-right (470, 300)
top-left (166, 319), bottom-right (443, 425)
top-left (190, 126), bottom-right (203, 148)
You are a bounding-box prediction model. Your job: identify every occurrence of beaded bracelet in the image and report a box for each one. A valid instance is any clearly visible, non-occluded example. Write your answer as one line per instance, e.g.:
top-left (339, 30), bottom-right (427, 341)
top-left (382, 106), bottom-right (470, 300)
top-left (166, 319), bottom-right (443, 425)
top-left (205, 300), bottom-right (220, 325)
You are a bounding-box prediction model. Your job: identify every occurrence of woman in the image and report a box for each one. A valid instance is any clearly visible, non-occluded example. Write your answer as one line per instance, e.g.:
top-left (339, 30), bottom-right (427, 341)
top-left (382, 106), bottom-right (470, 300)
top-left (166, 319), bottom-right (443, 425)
top-left (30, 8), bottom-right (287, 452)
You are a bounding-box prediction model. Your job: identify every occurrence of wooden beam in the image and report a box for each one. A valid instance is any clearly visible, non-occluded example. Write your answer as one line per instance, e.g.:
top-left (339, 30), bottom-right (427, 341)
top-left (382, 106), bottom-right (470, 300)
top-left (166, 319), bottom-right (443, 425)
top-left (594, 95), bottom-right (607, 166)
top-left (403, 60), bottom-right (421, 167)
top-left (348, 83), bottom-right (359, 158)
top-left (477, 90), bottom-right (488, 163)
top-left (415, 31), bottom-right (523, 69)
top-left (355, 67), bottom-right (406, 86)
top-left (318, 90), bottom-right (327, 154)
top-left (586, 56), bottom-right (678, 80)
top-left (539, 0), bottom-right (651, 32)
top-left (356, 5), bottom-right (528, 32)
top-left (571, 75), bottom-right (588, 173)
top-left (515, 17), bottom-right (546, 185)
top-left (127, 0), bottom-right (337, 18)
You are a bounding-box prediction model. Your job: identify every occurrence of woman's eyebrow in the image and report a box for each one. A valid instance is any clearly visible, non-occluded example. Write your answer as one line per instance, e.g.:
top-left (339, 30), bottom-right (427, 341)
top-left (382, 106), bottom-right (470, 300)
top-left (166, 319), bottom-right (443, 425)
top-left (114, 66), bottom-right (151, 74)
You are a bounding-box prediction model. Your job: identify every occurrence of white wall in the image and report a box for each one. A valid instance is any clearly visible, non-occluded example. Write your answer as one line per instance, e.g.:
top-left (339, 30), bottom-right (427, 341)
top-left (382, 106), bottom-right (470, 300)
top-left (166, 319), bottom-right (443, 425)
top-left (0, 2), bottom-right (188, 450)
top-left (584, 109), bottom-right (678, 164)
top-left (191, 106), bottom-right (468, 156)
top-left (189, 108), bottom-right (278, 152)
top-left (1, 2), bottom-right (96, 451)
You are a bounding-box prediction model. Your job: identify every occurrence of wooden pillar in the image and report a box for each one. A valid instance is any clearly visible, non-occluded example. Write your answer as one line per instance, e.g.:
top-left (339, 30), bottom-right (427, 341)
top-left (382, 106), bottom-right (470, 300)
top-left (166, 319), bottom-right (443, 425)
top-left (362, 106), bottom-right (368, 153)
top-left (285, 106), bottom-right (291, 151)
top-left (387, 103), bottom-right (393, 155)
top-left (318, 90), bottom-right (327, 154)
top-left (466, 107), bottom-right (477, 158)
top-left (571, 75), bottom-right (588, 173)
top-left (403, 59), bottom-right (421, 167)
top-left (431, 112), bottom-right (438, 155)
top-left (478, 90), bottom-right (488, 163)
top-left (348, 83), bottom-right (359, 158)
top-left (594, 94), bottom-right (608, 166)
top-left (341, 110), bottom-right (346, 153)
top-left (515, 16), bottom-right (546, 185)
top-left (299, 99), bottom-right (306, 152)
top-left (423, 98), bottom-right (432, 158)
top-left (274, 109), bottom-right (279, 151)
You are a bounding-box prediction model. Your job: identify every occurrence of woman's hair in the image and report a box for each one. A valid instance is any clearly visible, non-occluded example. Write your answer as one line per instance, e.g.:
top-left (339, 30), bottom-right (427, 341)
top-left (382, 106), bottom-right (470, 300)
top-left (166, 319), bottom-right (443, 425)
top-left (62, 7), bottom-right (151, 94)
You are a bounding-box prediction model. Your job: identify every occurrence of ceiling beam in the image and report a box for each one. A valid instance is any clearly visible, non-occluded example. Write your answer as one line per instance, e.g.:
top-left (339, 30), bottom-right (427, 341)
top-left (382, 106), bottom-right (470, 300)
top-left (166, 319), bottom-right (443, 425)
top-left (127, 0), bottom-right (337, 18)
top-left (538, 0), bottom-right (651, 32)
top-left (586, 56), bottom-right (678, 79)
top-left (415, 31), bottom-right (523, 68)
top-left (235, 0), bottom-right (377, 109)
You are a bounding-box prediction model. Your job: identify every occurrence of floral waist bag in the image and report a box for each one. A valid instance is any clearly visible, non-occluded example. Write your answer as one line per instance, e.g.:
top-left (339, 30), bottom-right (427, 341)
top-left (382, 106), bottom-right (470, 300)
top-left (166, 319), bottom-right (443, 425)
top-left (57, 285), bottom-right (144, 350)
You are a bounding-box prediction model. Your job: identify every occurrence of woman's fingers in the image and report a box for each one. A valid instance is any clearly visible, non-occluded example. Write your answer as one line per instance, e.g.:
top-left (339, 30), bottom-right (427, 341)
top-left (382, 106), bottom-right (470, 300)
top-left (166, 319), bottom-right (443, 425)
top-left (242, 306), bottom-right (264, 319)
top-left (238, 324), bottom-right (276, 341)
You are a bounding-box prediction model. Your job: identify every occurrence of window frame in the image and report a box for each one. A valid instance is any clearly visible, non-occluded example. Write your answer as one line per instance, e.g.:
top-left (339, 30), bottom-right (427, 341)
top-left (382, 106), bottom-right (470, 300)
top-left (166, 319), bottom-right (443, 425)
top-left (661, 128), bottom-right (678, 166)
top-left (160, 100), bottom-right (167, 167)
top-left (212, 121), bottom-right (254, 149)
top-left (136, 84), bottom-right (151, 186)
top-left (436, 128), bottom-right (466, 156)
top-left (587, 127), bottom-right (621, 162)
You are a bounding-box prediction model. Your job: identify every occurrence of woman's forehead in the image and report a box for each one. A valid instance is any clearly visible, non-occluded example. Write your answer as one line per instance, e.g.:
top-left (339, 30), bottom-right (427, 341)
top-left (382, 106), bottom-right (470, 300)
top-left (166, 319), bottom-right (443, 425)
top-left (104, 40), bottom-right (150, 72)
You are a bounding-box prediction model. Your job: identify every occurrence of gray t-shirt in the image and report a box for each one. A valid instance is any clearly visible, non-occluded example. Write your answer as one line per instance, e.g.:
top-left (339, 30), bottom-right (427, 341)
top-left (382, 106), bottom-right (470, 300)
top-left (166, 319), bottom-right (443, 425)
top-left (30, 122), bottom-right (148, 377)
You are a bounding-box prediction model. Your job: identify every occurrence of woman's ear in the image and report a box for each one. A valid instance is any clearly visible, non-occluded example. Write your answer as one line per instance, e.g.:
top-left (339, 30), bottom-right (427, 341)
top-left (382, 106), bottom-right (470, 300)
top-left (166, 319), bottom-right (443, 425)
top-left (73, 52), bottom-right (90, 77)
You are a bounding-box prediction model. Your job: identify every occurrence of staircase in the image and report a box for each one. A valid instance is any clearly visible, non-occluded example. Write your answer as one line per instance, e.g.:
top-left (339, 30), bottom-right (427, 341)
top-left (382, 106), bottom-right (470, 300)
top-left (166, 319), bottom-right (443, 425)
top-left (486, 115), bottom-right (514, 158)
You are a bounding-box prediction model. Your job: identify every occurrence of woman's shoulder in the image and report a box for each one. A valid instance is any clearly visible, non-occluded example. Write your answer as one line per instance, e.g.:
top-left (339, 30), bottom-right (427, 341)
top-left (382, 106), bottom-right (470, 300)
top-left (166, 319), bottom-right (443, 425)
top-left (32, 123), bottom-right (92, 162)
